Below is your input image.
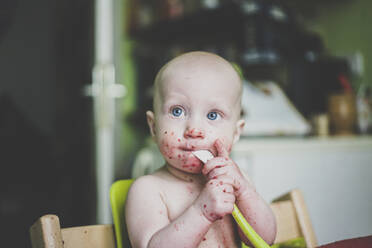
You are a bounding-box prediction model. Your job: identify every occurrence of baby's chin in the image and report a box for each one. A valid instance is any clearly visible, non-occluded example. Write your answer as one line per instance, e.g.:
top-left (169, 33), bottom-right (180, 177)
top-left (168, 157), bottom-right (203, 174)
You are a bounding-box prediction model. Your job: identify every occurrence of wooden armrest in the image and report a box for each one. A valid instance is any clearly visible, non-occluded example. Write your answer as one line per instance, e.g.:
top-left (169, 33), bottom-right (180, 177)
top-left (271, 189), bottom-right (317, 248)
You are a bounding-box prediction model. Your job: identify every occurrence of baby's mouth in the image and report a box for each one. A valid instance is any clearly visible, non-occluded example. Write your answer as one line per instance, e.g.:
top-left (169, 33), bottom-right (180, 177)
top-left (180, 144), bottom-right (214, 155)
top-left (179, 143), bottom-right (197, 152)
top-left (180, 147), bottom-right (196, 152)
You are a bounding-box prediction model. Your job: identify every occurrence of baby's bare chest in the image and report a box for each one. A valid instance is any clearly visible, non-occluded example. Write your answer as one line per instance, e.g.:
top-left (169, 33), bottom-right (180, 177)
top-left (162, 183), bottom-right (240, 247)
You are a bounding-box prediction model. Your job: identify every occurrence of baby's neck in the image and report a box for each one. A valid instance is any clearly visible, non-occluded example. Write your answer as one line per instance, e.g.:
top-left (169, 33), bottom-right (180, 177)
top-left (166, 164), bottom-right (205, 184)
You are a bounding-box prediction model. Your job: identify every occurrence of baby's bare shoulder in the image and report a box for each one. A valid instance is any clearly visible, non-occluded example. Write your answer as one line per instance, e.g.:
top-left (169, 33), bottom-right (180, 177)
top-left (128, 169), bottom-right (171, 196)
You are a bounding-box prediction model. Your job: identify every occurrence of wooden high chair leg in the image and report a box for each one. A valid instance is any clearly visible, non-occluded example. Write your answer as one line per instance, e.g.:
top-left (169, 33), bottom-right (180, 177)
top-left (30, 215), bottom-right (64, 248)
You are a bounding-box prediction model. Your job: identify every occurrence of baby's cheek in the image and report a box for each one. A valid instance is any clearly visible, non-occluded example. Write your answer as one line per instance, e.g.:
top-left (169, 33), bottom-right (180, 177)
top-left (159, 139), bottom-right (175, 160)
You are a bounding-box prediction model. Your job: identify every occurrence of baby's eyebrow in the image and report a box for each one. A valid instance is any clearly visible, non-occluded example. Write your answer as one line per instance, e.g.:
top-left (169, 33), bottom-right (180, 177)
top-left (207, 100), bottom-right (230, 111)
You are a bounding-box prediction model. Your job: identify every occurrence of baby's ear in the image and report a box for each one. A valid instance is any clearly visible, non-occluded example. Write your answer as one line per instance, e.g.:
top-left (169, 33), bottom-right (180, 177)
top-left (233, 119), bottom-right (245, 144)
top-left (146, 110), bottom-right (156, 138)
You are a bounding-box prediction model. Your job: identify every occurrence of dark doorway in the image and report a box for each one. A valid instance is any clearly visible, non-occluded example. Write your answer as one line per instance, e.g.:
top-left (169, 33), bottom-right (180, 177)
top-left (0, 0), bottom-right (95, 246)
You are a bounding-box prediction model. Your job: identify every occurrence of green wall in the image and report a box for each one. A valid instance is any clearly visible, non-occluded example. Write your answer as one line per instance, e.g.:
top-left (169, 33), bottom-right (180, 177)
top-left (305, 0), bottom-right (372, 89)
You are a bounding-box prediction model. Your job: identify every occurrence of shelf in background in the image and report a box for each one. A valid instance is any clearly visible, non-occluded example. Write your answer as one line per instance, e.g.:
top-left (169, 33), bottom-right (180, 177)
top-left (129, 0), bottom-right (350, 44)
top-left (130, 2), bottom-right (244, 44)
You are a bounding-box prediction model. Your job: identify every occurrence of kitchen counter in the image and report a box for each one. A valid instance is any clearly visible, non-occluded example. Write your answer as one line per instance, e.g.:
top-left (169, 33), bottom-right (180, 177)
top-left (232, 135), bottom-right (372, 246)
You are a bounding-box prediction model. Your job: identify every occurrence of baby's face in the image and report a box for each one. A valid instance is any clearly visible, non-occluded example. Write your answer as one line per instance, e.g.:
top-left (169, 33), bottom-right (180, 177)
top-left (147, 53), bottom-right (244, 174)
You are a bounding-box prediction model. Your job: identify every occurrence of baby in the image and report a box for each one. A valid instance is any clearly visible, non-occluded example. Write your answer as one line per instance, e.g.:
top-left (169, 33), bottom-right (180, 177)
top-left (125, 51), bottom-right (277, 247)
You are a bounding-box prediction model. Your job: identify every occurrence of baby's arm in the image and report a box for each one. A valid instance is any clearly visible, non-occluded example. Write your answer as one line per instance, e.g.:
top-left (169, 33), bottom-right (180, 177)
top-left (203, 139), bottom-right (277, 245)
top-left (125, 175), bottom-right (235, 248)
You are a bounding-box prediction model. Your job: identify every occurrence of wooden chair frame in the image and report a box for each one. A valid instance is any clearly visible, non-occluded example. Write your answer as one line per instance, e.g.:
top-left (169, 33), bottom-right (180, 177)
top-left (271, 189), bottom-right (317, 247)
top-left (29, 215), bottom-right (115, 248)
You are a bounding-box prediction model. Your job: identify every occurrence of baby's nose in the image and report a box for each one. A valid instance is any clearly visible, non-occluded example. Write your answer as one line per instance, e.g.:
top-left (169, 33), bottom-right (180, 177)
top-left (184, 127), bottom-right (205, 139)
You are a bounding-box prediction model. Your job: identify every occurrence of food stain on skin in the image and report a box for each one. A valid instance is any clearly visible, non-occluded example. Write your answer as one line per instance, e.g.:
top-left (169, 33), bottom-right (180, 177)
top-left (188, 128), bottom-right (204, 137)
top-left (186, 185), bottom-right (194, 195)
top-left (161, 139), bottom-right (176, 160)
top-left (174, 223), bottom-right (179, 231)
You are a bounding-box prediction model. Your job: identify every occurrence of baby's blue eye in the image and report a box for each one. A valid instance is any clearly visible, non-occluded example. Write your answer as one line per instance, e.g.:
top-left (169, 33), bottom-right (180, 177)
top-left (171, 107), bottom-right (183, 117)
top-left (207, 111), bottom-right (219, 120)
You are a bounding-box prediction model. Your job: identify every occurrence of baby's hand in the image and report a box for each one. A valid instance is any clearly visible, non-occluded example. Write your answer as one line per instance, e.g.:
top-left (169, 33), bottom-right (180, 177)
top-left (195, 176), bottom-right (235, 222)
top-left (202, 139), bottom-right (249, 199)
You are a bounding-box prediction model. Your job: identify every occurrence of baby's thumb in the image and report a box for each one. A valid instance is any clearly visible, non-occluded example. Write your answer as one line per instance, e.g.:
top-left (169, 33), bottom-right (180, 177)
top-left (214, 139), bottom-right (229, 157)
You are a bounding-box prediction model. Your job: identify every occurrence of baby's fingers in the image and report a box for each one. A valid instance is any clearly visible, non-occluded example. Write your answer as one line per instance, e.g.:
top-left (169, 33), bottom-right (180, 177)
top-left (209, 176), bottom-right (235, 192)
top-left (207, 166), bottom-right (228, 180)
top-left (202, 157), bottom-right (228, 175)
top-left (221, 183), bottom-right (234, 195)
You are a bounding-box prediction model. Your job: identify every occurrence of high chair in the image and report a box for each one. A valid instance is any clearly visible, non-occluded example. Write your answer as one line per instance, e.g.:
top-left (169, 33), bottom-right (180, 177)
top-left (29, 214), bottom-right (115, 248)
top-left (270, 189), bottom-right (317, 247)
top-left (110, 179), bottom-right (134, 248)
top-left (28, 180), bottom-right (134, 248)
top-left (30, 179), bottom-right (317, 248)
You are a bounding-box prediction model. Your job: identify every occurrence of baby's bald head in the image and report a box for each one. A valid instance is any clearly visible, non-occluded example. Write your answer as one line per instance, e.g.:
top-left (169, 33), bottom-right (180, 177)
top-left (153, 51), bottom-right (242, 118)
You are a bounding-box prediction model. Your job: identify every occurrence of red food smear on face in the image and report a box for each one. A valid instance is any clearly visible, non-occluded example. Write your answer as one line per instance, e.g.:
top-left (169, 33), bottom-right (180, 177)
top-left (202, 238), bottom-right (206, 241)
top-left (215, 165), bottom-right (222, 168)
top-left (177, 138), bottom-right (181, 142)
top-left (203, 204), bottom-right (206, 208)
top-left (223, 189), bottom-right (226, 193)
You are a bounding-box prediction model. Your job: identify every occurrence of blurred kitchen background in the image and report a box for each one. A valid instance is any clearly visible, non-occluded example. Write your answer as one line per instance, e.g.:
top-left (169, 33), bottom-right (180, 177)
top-left (1, 0), bottom-right (372, 246)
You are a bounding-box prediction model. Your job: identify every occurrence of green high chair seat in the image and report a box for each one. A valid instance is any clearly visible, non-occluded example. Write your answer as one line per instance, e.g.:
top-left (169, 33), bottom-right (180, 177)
top-left (110, 179), bottom-right (134, 248)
